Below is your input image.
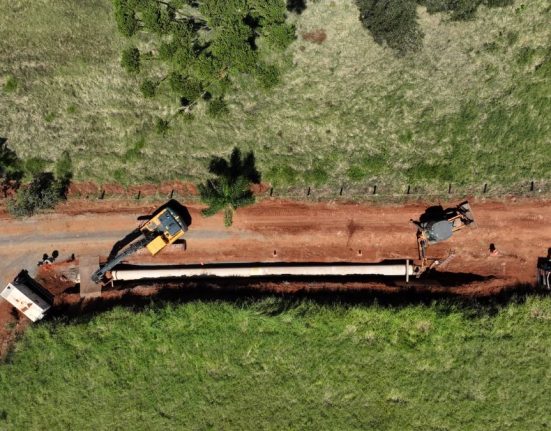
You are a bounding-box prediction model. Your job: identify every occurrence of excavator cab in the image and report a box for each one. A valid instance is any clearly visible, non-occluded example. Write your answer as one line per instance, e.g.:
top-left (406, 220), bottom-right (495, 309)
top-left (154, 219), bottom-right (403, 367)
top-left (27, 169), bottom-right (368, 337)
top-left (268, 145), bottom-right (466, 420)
top-left (142, 207), bottom-right (187, 255)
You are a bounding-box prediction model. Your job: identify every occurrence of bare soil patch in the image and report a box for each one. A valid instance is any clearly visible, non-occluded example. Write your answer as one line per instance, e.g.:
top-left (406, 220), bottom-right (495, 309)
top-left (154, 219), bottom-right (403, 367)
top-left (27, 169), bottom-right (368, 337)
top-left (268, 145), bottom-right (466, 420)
top-left (302, 29), bottom-right (327, 44)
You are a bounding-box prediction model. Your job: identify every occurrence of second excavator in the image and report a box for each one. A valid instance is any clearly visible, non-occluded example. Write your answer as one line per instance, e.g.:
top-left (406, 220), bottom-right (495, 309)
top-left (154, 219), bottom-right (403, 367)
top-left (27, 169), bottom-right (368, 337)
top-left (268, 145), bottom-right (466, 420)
top-left (412, 201), bottom-right (476, 268)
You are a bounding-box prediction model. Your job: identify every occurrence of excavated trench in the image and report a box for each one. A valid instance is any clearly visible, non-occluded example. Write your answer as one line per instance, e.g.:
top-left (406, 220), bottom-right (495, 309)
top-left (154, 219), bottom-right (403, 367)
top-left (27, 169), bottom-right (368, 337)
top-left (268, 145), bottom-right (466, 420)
top-left (50, 275), bottom-right (541, 322)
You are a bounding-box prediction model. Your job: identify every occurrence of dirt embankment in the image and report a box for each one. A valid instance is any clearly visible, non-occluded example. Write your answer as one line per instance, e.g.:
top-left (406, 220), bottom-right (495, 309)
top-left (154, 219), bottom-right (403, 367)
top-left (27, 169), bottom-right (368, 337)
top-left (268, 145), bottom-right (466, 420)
top-left (1, 197), bottom-right (550, 357)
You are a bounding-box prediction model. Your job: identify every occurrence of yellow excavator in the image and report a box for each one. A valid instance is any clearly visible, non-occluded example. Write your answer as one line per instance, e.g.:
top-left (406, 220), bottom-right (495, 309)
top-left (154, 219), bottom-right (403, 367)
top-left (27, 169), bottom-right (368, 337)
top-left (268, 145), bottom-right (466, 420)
top-left (91, 204), bottom-right (188, 283)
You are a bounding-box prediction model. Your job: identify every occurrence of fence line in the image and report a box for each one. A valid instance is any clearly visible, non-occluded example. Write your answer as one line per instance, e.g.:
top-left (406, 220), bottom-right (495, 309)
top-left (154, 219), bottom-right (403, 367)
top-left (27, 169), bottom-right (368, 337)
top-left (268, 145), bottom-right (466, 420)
top-left (64, 180), bottom-right (551, 203)
top-left (1, 181), bottom-right (550, 205)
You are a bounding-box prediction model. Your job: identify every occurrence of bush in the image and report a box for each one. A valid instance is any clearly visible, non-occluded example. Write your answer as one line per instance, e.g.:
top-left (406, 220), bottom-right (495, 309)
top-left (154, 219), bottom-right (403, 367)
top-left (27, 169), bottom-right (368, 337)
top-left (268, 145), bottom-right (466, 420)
top-left (206, 98), bottom-right (228, 118)
top-left (256, 64), bottom-right (281, 89)
top-left (3, 76), bottom-right (18, 93)
top-left (155, 117), bottom-right (170, 135)
top-left (356, 0), bottom-right (423, 54)
top-left (121, 47), bottom-right (140, 74)
top-left (8, 173), bottom-right (63, 217)
top-left (24, 157), bottom-right (47, 176)
top-left (140, 79), bottom-right (157, 98)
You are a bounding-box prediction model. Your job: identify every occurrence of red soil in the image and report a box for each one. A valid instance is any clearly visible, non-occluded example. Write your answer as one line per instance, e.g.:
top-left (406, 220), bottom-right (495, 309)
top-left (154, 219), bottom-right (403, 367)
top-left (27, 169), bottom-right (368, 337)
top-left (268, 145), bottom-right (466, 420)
top-left (1, 196), bottom-right (550, 356)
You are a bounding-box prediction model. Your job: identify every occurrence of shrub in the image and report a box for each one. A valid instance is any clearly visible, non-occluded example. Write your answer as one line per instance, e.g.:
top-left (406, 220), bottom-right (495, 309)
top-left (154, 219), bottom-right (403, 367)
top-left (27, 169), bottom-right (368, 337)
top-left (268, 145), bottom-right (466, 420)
top-left (3, 76), bottom-right (18, 93)
top-left (206, 98), bottom-right (228, 118)
top-left (356, 0), bottom-right (423, 54)
top-left (155, 118), bottom-right (170, 135)
top-left (113, 0), bottom-right (138, 37)
top-left (55, 151), bottom-right (72, 179)
top-left (256, 64), bottom-right (281, 89)
top-left (140, 79), bottom-right (157, 98)
top-left (24, 157), bottom-right (47, 176)
top-left (121, 47), bottom-right (140, 74)
top-left (8, 173), bottom-right (62, 217)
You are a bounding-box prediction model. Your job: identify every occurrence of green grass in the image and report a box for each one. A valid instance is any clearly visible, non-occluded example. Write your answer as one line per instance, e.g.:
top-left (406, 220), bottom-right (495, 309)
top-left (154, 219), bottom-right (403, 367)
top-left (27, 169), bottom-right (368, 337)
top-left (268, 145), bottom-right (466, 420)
top-left (2, 296), bottom-right (551, 430)
top-left (0, 0), bottom-right (549, 190)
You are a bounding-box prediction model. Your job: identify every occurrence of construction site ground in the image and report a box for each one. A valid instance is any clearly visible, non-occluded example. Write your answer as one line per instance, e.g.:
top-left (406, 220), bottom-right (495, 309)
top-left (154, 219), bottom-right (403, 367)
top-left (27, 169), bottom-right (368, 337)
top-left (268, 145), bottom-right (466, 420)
top-left (1, 197), bottom-right (550, 356)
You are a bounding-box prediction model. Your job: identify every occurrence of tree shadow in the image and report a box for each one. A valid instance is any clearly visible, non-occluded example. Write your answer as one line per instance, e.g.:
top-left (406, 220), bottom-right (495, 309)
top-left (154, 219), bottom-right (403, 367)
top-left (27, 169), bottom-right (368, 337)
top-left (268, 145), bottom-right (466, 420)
top-left (208, 147), bottom-right (261, 184)
top-left (287, 0), bottom-right (307, 14)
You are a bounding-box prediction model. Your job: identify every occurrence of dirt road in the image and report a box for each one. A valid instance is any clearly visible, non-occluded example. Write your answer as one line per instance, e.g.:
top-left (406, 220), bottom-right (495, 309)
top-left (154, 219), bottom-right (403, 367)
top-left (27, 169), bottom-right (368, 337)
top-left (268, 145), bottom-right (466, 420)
top-left (0, 197), bottom-right (549, 283)
top-left (1, 197), bottom-right (550, 354)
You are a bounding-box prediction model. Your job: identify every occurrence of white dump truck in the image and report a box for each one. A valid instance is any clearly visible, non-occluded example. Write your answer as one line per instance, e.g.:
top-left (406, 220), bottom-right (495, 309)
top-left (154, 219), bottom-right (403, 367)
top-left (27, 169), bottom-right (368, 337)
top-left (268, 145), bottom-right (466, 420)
top-left (0, 270), bottom-right (53, 322)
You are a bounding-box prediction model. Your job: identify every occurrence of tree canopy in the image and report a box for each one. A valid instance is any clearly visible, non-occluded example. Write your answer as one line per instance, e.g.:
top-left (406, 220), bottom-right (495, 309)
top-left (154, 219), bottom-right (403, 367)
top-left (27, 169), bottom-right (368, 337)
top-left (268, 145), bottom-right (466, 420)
top-left (356, 0), bottom-right (514, 54)
top-left (113, 0), bottom-right (295, 115)
top-left (198, 147), bottom-right (261, 226)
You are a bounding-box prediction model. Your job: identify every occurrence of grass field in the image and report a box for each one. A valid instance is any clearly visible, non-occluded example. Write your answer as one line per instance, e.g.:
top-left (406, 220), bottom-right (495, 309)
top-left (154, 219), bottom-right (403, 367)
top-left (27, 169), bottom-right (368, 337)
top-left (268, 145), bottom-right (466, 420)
top-left (0, 0), bottom-right (550, 189)
top-left (1, 295), bottom-right (551, 430)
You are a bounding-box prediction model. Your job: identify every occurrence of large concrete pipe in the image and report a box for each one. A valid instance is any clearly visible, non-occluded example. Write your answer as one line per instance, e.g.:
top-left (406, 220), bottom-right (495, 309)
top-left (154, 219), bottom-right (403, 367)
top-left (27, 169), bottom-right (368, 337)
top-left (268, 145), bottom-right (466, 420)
top-left (111, 261), bottom-right (415, 282)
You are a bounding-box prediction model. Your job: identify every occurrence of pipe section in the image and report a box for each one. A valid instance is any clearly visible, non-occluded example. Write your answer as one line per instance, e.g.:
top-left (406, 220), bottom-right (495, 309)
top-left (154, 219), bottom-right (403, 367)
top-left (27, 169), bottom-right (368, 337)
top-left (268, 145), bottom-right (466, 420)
top-left (111, 261), bottom-right (415, 281)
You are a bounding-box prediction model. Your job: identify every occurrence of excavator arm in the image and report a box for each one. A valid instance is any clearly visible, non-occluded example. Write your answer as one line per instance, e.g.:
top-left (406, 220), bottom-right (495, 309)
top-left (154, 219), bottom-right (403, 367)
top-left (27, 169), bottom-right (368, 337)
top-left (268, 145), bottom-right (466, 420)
top-left (91, 236), bottom-right (151, 283)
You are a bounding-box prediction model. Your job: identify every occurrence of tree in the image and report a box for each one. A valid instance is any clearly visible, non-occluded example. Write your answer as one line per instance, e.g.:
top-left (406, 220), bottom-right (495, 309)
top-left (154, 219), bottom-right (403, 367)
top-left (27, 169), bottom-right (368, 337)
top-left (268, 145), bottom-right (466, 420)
top-left (199, 148), bottom-right (261, 227)
top-left (357, 0), bottom-right (514, 54)
top-left (112, 0), bottom-right (295, 115)
top-left (356, 0), bottom-right (423, 55)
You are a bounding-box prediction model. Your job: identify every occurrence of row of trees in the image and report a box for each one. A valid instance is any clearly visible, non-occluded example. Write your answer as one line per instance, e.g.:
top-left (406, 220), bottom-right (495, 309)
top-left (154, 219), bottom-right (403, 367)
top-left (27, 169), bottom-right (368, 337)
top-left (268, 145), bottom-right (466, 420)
top-left (0, 139), bottom-right (72, 217)
top-left (2, 138), bottom-right (256, 228)
top-left (356, 0), bottom-right (514, 55)
top-left (115, 0), bottom-right (295, 121)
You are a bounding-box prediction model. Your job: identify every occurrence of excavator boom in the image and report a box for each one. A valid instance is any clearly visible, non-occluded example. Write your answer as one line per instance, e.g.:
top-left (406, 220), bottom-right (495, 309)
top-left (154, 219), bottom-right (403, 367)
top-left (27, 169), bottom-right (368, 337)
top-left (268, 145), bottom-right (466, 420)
top-left (91, 205), bottom-right (188, 283)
